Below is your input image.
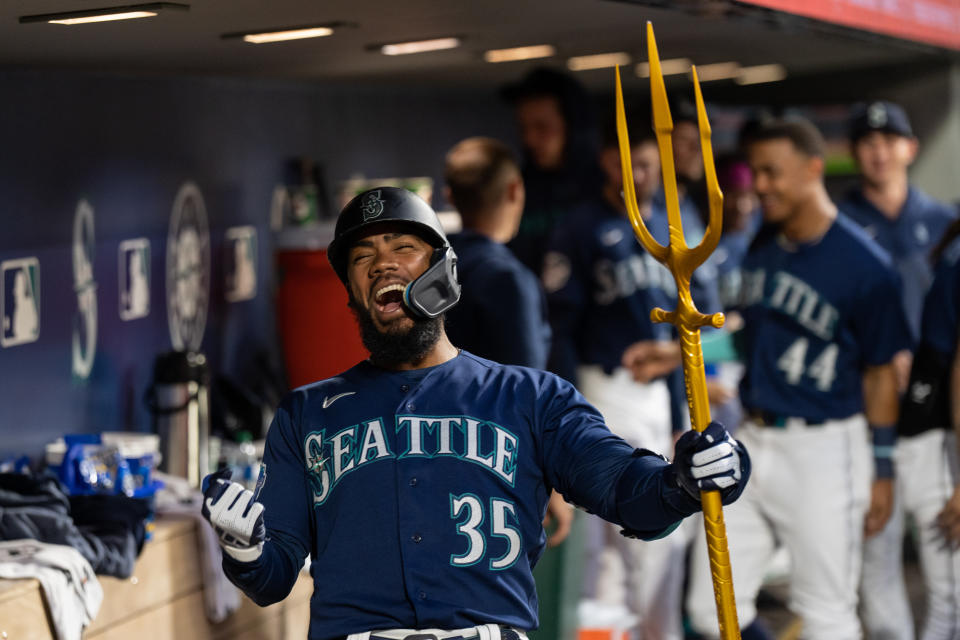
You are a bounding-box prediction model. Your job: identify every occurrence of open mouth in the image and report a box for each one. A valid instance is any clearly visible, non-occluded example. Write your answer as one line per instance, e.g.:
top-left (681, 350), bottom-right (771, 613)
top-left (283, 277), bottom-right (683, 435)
top-left (374, 283), bottom-right (407, 315)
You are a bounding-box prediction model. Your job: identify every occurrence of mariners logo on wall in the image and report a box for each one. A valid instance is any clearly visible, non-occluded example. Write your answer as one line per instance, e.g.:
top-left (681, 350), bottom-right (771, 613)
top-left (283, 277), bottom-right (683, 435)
top-left (119, 238), bottom-right (151, 321)
top-left (166, 182), bottom-right (210, 351)
top-left (1, 257), bottom-right (40, 348)
top-left (72, 200), bottom-right (97, 379)
top-left (361, 189), bottom-right (385, 221)
top-left (224, 226), bottom-right (257, 302)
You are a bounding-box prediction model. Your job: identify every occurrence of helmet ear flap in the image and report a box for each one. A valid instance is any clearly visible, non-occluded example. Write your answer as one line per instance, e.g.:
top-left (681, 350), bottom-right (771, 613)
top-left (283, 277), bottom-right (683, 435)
top-left (403, 246), bottom-right (461, 318)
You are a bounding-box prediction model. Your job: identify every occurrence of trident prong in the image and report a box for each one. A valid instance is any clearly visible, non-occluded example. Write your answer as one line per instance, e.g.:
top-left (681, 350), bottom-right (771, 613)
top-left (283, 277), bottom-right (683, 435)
top-left (616, 21), bottom-right (740, 640)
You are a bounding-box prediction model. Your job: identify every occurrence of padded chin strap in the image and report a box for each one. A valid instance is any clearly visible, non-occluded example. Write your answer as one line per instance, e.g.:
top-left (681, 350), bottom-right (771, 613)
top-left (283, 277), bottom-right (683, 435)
top-left (402, 246), bottom-right (461, 318)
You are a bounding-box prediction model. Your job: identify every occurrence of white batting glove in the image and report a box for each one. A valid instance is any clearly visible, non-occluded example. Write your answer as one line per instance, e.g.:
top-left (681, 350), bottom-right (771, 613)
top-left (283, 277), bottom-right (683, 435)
top-left (672, 421), bottom-right (751, 505)
top-left (201, 469), bottom-right (266, 562)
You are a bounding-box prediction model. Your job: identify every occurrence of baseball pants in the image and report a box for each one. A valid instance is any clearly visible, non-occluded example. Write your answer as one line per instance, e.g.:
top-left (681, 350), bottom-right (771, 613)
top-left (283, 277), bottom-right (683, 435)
top-left (345, 625), bottom-right (527, 640)
top-left (861, 429), bottom-right (960, 640)
top-left (687, 415), bottom-right (872, 639)
top-left (577, 365), bottom-right (687, 640)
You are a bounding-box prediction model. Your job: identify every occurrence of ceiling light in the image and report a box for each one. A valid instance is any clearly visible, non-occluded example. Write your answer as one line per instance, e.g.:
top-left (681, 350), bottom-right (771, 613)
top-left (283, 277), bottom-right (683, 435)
top-left (242, 27), bottom-right (333, 44)
top-left (693, 62), bottom-right (741, 82)
top-left (736, 64), bottom-right (788, 85)
top-left (636, 58), bottom-right (691, 78)
top-left (380, 37), bottom-right (461, 56)
top-left (223, 22), bottom-right (349, 44)
top-left (20, 2), bottom-right (187, 25)
top-left (484, 45), bottom-right (556, 63)
top-left (51, 11), bottom-right (156, 24)
top-left (567, 52), bottom-right (631, 71)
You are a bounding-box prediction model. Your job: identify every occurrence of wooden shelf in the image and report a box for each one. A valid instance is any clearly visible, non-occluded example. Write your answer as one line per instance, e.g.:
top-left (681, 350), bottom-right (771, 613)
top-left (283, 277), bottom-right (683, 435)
top-left (0, 516), bottom-right (311, 640)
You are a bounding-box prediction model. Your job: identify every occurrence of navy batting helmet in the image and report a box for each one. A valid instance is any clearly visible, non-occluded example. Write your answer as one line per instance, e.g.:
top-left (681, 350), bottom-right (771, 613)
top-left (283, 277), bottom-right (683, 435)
top-left (327, 186), bottom-right (460, 318)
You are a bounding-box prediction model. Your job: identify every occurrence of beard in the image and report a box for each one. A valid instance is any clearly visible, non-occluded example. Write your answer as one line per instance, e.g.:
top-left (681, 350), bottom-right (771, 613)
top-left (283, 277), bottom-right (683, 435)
top-left (348, 294), bottom-right (443, 368)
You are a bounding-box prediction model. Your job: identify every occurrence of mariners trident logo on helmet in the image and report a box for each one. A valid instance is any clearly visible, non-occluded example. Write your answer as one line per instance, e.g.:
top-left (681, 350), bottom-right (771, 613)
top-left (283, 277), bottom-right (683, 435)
top-left (361, 190), bottom-right (385, 221)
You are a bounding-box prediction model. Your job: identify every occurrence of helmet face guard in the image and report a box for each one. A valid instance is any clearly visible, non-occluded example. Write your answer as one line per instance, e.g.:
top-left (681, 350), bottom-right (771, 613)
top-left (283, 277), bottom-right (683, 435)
top-left (329, 187), bottom-right (461, 318)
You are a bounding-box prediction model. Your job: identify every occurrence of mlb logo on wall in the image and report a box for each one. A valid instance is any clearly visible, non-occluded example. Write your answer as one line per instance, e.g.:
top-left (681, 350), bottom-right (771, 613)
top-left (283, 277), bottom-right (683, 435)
top-left (1, 258), bottom-right (40, 348)
top-left (224, 226), bottom-right (257, 302)
top-left (119, 238), bottom-right (151, 321)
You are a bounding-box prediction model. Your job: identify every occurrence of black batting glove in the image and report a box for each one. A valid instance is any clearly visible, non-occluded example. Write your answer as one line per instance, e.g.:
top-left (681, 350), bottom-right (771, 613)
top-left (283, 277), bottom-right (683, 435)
top-left (670, 421), bottom-right (751, 505)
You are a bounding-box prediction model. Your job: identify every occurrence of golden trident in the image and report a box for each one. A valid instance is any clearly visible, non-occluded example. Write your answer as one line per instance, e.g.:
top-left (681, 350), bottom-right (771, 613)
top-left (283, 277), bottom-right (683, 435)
top-left (615, 22), bottom-right (740, 640)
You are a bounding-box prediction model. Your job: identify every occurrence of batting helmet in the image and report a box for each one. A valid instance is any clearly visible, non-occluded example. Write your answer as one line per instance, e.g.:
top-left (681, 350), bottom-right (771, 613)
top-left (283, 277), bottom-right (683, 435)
top-left (327, 186), bottom-right (461, 318)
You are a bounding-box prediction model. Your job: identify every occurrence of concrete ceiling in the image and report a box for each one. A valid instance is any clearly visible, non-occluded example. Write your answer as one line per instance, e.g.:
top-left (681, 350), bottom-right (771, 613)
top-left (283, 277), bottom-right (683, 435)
top-left (0, 0), bottom-right (951, 88)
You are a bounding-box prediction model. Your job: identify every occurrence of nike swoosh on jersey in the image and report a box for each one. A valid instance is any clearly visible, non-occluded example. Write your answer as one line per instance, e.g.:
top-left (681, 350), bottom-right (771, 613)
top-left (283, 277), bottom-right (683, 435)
top-left (322, 392), bottom-right (356, 409)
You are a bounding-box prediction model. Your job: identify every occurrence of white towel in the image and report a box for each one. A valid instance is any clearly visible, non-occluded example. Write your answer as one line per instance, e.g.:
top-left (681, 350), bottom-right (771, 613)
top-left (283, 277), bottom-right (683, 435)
top-left (0, 539), bottom-right (103, 640)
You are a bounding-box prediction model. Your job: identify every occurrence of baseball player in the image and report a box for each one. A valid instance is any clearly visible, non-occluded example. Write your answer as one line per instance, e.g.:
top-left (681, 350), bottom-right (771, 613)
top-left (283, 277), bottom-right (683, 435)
top-left (839, 100), bottom-right (958, 640)
top-left (501, 68), bottom-right (604, 275)
top-left (893, 218), bottom-right (960, 639)
top-left (542, 123), bottom-right (711, 640)
top-left (443, 137), bottom-right (551, 371)
top-left (200, 186), bottom-right (750, 640)
top-left (880, 216), bottom-right (960, 640)
top-left (685, 118), bottom-right (912, 640)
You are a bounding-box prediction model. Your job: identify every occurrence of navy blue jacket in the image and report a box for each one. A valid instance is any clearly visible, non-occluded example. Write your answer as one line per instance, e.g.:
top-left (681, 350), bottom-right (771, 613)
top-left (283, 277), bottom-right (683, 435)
top-left (447, 231), bottom-right (551, 369)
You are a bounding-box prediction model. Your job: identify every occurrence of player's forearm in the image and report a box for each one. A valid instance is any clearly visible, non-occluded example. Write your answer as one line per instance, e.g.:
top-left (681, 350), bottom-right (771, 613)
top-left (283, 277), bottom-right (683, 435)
top-left (222, 534), bottom-right (303, 607)
top-left (863, 362), bottom-right (899, 479)
top-left (613, 453), bottom-right (701, 540)
top-left (863, 363), bottom-right (899, 426)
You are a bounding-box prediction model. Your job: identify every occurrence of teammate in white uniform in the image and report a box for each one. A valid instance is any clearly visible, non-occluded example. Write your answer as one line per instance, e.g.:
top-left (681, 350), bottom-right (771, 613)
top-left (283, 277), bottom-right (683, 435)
top-left (544, 124), bottom-right (706, 640)
top-left (686, 118), bottom-right (912, 639)
top-left (894, 220), bottom-right (960, 639)
top-left (841, 101), bottom-right (958, 640)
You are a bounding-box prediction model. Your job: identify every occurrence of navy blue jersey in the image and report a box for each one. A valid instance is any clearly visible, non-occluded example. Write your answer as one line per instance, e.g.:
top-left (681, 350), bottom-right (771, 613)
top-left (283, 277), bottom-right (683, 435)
top-left (222, 352), bottom-right (698, 639)
top-left (920, 235), bottom-right (960, 357)
top-left (840, 187), bottom-right (956, 339)
top-left (543, 198), bottom-right (676, 384)
top-left (446, 231), bottom-right (551, 369)
top-left (737, 215), bottom-right (912, 422)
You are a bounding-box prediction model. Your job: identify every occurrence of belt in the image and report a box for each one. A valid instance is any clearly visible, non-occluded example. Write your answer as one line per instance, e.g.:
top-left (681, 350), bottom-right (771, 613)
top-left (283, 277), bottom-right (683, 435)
top-left (747, 409), bottom-right (824, 428)
top-left (342, 625), bottom-right (524, 640)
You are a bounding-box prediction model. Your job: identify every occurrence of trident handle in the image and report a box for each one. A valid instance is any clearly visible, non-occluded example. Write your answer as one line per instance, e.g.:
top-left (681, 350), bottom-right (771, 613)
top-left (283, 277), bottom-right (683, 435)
top-left (615, 22), bottom-right (741, 640)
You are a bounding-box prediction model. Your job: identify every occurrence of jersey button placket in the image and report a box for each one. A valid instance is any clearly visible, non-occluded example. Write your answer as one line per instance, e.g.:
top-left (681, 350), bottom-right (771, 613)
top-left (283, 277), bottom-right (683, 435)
top-left (411, 533), bottom-right (422, 543)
